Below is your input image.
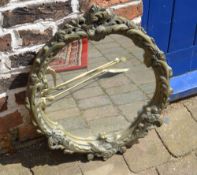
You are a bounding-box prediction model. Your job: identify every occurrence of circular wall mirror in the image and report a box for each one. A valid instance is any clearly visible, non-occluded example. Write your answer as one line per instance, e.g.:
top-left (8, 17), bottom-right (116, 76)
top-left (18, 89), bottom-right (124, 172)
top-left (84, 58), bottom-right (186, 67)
top-left (26, 5), bottom-right (172, 160)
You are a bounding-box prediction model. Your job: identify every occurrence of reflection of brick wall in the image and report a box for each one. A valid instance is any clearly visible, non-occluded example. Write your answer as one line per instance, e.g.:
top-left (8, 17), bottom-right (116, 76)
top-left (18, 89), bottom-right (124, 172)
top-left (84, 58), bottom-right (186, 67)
top-left (0, 0), bottom-right (142, 154)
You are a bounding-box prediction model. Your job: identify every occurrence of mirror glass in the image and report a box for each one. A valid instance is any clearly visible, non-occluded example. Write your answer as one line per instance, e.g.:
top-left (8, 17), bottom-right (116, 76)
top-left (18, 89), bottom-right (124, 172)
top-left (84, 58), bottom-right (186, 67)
top-left (44, 35), bottom-right (156, 137)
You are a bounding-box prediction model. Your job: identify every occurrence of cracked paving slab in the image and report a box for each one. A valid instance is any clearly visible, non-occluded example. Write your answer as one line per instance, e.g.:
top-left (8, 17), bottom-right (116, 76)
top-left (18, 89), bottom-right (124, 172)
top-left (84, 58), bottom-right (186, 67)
top-left (157, 104), bottom-right (197, 157)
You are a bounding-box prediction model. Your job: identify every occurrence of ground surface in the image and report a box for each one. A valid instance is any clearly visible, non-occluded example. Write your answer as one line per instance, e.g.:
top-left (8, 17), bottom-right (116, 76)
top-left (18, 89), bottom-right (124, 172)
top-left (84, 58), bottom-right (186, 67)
top-left (0, 35), bottom-right (197, 175)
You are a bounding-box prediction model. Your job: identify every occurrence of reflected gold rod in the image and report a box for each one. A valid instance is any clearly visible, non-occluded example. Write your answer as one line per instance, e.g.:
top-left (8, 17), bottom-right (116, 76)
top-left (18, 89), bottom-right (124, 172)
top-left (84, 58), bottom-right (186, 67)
top-left (42, 57), bottom-right (127, 96)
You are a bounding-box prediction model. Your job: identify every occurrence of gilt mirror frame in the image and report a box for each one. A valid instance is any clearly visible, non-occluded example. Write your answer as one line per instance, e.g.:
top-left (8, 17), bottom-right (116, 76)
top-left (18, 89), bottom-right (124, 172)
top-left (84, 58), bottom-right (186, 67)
top-left (26, 5), bottom-right (172, 160)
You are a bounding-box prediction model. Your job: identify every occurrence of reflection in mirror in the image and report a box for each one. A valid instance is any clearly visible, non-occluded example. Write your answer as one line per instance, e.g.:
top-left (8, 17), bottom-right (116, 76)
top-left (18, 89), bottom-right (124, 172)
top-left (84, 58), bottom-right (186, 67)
top-left (44, 35), bottom-right (156, 138)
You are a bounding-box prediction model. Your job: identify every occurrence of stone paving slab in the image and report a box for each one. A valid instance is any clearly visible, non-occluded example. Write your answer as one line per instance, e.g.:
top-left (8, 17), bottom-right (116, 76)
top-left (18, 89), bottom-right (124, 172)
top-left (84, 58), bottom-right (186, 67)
top-left (46, 96), bottom-right (77, 112)
top-left (58, 116), bottom-right (88, 131)
top-left (156, 105), bottom-right (197, 157)
top-left (69, 128), bottom-right (93, 137)
top-left (48, 107), bottom-right (81, 121)
top-left (98, 46), bottom-right (129, 55)
top-left (183, 96), bottom-right (197, 122)
top-left (118, 101), bottom-right (146, 122)
top-left (125, 66), bottom-right (155, 85)
top-left (103, 52), bottom-right (139, 62)
top-left (88, 48), bottom-right (103, 58)
top-left (72, 86), bottom-right (104, 100)
top-left (157, 154), bottom-right (197, 175)
top-left (0, 140), bottom-right (84, 175)
top-left (94, 41), bottom-right (121, 51)
top-left (98, 74), bottom-right (131, 89)
top-left (140, 82), bottom-right (155, 97)
top-left (105, 83), bottom-right (137, 96)
top-left (88, 56), bottom-right (108, 65)
top-left (0, 164), bottom-right (31, 175)
top-left (137, 168), bottom-right (158, 175)
top-left (123, 130), bottom-right (171, 173)
top-left (110, 90), bottom-right (147, 105)
top-left (88, 115), bottom-right (129, 134)
top-left (32, 163), bottom-right (82, 175)
top-left (78, 95), bottom-right (112, 110)
top-left (126, 47), bottom-right (144, 62)
top-left (79, 155), bottom-right (131, 175)
top-left (82, 105), bottom-right (119, 121)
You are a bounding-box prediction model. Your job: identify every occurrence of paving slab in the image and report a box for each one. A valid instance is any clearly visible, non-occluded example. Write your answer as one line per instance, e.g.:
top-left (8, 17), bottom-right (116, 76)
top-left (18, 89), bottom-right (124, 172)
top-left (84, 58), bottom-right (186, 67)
top-left (89, 115), bottom-right (129, 134)
top-left (58, 163), bottom-right (82, 175)
top-left (32, 163), bottom-right (82, 175)
top-left (156, 106), bottom-right (197, 157)
top-left (58, 116), bottom-right (88, 131)
top-left (115, 38), bottom-right (135, 49)
top-left (183, 97), bottom-right (197, 122)
top-left (69, 128), bottom-right (93, 137)
top-left (94, 42), bottom-right (121, 51)
top-left (79, 155), bottom-right (131, 175)
top-left (32, 165), bottom-right (59, 175)
top-left (123, 130), bottom-right (171, 173)
top-left (78, 95), bottom-right (112, 110)
top-left (140, 82), bottom-right (155, 98)
top-left (72, 86), bottom-right (104, 100)
top-left (98, 74), bottom-right (131, 89)
top-left (47, 107), bottom-right (81, 121)
top-left (0, 164), bottom-right (31, 175)
top-left (45, 96), bottom-right (77, 112)
top-left (93, 36), bottom-right (115, 44)
top-left (88, 56), bottom-right (108, 64)
top-left (76, 80), bottom-right (99, 89)
top-left (157, 154), bottom-right (197, 175)
top-left (105, 83), bottom-right (137, 96)
top-left (89, 48), bottom-right (103, 58)
top-left (111, 90), bottom-right (147, 105)
top-left (125, 64), bottom-right (155, 85)
top-left (137, 168), bottom-right (158, 175)
top-left (98, 46), bottom-right (129, 55)
top-left (118, 101), bottom-right (146, 122)
top-left (127, 46), bottom-right (144, 62)
top-left (82, 105), bottom-right (119, 121)
top-left (103, 52), bottom-right (137, 61)
top-left (87, 59), bottom-right (109, 70)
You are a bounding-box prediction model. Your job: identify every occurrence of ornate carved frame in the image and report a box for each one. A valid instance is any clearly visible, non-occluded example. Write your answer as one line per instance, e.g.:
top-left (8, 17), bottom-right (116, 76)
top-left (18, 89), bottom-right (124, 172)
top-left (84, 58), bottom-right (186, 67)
top-left (26, 6), bottom-right (172, 160)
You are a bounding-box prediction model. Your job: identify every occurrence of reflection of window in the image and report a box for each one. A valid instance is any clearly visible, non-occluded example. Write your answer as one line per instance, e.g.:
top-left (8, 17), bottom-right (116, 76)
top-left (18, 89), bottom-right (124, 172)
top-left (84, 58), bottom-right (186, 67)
top-left (49, 38), bottom-right (88, 72)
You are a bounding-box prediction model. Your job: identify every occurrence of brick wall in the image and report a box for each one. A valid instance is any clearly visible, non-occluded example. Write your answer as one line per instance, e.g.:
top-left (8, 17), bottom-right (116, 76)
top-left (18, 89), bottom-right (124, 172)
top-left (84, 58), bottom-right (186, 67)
top-left (81, 0), bottom-right (142, 21)
top-left (0, 0), bottom-right (142, 154)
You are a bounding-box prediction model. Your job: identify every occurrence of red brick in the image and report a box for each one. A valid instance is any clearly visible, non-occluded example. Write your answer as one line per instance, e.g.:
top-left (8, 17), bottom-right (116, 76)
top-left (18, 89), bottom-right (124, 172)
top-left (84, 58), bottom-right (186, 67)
top-left (0, 111), bottom-right (23, 133)
top-left (0, 0), bottom-right (9, 6)
top-left (0, 73), bottom-right (29, 93)
top-left (3, 1), bottom-right (72, 28)
top-left (15, 91), bottom-right (26, 105)
top-left (18, 28), bottom-right (53, 47)
top-left (113, 3), bottom-right (143, 20)
top-left (0, 96), bottom-right (8, 112)
top-left (10, 51), bottom-right (36, 68)
top-left (18, 124), bottom-right (40, 141)
top-left (0, 133), bottom-right (15, 153)
top-left (0, 34), bottom-right (12, 52)
top-left (80, 0), bottom-right (143, 20)
top-left (80, 0), bottom-right (131, 9)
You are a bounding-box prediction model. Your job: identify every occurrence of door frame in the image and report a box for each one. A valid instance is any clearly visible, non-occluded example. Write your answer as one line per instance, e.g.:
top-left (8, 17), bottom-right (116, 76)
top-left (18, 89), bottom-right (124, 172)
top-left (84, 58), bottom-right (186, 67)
top-left (142, 0), bottom-right (197, 101)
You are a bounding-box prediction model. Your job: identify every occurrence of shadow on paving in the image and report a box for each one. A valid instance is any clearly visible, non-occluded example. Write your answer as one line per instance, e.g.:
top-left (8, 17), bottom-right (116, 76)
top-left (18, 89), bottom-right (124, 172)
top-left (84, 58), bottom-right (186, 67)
top-left (0, 138), bottom-right (91, 169)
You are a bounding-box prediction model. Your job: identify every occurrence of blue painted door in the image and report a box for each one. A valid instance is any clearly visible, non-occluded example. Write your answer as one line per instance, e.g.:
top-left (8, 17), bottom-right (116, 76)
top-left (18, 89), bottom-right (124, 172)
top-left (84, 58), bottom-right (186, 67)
top-left (142, 0), bottom-right (197, 100)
